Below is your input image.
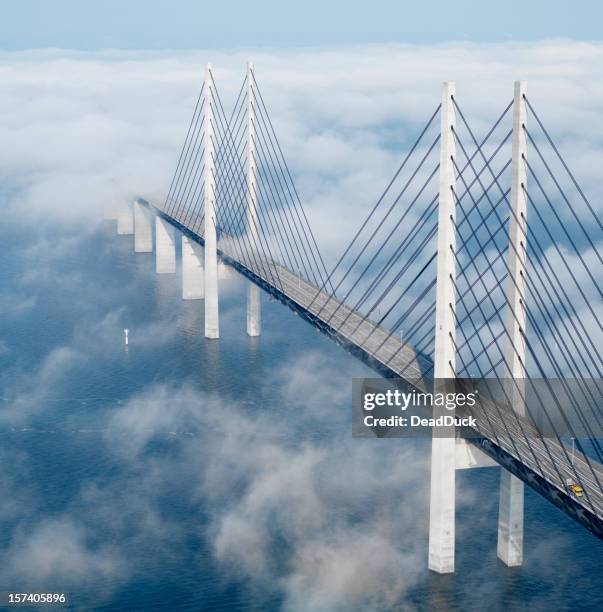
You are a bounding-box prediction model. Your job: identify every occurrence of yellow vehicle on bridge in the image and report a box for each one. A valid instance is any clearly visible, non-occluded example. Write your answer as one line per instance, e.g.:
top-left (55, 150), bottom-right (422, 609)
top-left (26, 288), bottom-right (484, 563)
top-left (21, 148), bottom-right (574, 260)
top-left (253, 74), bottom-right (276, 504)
top-left (568, 483), bottom-right (584, 497)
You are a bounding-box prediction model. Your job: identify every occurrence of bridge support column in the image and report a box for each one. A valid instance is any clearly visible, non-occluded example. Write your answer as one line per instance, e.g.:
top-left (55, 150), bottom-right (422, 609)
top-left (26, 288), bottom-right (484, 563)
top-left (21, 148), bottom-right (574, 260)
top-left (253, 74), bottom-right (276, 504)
top-left (428, 81), bottom-right (457, 575)
top-left (117, 200), bottom-right (133, 235)
top-left (246, 61), bottom-right (261, 337)
top-left (498, 80), bottom-right (528, 568)
top-left (156, 216), bottom-right (176, 273)
top-left (134, 199), bottom-right (153, 252)
top-left (182, 235), bottom-right (204, 299)
top-left (204, 63), bottom-right (219, 339)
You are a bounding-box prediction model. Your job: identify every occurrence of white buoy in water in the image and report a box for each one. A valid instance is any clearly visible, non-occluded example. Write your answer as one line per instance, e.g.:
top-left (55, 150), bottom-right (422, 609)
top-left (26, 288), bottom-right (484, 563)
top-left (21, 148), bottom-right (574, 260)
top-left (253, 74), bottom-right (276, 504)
top-left (124, 328), bottom-right (129, 345)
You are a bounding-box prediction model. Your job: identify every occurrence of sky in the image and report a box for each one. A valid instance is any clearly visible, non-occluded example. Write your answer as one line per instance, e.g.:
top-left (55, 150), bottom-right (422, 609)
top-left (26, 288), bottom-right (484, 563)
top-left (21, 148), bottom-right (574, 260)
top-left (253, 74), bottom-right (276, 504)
top-left (1, 0), bottom-right (602, 50)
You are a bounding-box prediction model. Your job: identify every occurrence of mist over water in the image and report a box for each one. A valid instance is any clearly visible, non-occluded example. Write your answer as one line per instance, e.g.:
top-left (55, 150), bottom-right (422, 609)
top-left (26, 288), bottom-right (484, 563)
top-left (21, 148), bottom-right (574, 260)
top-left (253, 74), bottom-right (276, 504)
top-left (0, 217), bottom-right (600, 611)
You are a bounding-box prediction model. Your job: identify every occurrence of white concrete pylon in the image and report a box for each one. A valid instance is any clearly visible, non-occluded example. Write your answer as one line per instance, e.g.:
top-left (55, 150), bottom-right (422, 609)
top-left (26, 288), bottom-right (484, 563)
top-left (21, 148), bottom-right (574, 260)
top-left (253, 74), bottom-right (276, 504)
top-left (217, 262), bottom-right (235, 279)
top-left (117, 200), bottom-right (133, 235)
top-left (204, 62), bottom-right (219, 339)
top-left (182, 235), bottom-right (204, 299)
top-left (134, 200), bottom-right (153, 253)
top-left (155, 216), bottom-right (176, 273)
top-left (498, 80), bottom-right (528, 567)
top-left (428, 81), bottom-right (457, 575)
top-left (246, 61), bottom-right (261, 337)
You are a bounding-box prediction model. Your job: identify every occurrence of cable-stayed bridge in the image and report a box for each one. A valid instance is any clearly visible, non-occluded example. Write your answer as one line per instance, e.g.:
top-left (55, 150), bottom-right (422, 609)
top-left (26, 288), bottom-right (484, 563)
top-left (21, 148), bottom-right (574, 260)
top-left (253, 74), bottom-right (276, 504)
top-left (113, 61), bottom-right (602, 574)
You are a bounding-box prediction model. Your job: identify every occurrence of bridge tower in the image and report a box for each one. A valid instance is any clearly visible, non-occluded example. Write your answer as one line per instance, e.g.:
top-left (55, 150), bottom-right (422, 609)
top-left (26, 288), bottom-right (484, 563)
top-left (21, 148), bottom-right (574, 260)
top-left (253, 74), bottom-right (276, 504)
top-left (204, 62), bottom-right (220, 339)
top-left (246, 61), bottom-right (261, 337)
top-left (182, 236), bottom-right (204, 299)
top-left (155, 216), bottom-right (176, 273)
top-left (498, 80), bottom-right (528, 567)
top-left (428, 81), bottom-right (529, 573)
top-left (428, 81), bottom-right (458, 574)
top-left (134, 198), bottom-right (153, 253)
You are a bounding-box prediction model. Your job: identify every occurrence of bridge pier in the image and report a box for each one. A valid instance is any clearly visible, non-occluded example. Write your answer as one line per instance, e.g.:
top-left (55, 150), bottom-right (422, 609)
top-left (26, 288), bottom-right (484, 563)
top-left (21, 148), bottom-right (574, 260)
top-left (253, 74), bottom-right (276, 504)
top-left (246, 62), bottom-right (261, 337)
top-left (204, 63), bottom-right (220, 339)
top-left (155, 216), bottom-right (176, 273)
top-left (428, 81), bottom-right (457, 575)
top-left (117, 200), bottom-right (133, 235)
top-left (182, 235), bottom-right (204, 299)
top-left (134, 199), bottom-right (153, 252)
top-left (497, 80), bottom-right (528, 568)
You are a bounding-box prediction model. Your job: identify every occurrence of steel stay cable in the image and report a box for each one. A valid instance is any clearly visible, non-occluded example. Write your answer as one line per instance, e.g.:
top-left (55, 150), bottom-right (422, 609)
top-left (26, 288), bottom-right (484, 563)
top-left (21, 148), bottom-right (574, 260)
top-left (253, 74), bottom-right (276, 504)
top-left (359, 251), bottom-right (437, 356)
top-left (451, 140), bottom-right (603, 495)
top-left (378, 275), bottom-right (438, 360)
top-left (450, 310), bottom-right (544, 475)
top-left (348, 149), bottom-right (508, 368)
top-left (452, 314), bottom-right (532, 470)
top-left (321, 125), bottom-right (511, 330)
top-left (450, 338), bottom-right (512, 462)
top-left (521, 278), bottom-right (603, 453)
top-left (394, 299), bottom-right (436, 348)
top-left (221, 92), bottom-right (307, 278)
top-left (350, 200), bottom-right (438, 322)
top-left (252, 112), bottom-right (320, 285)
top-left (370, 170), bottom-right (510, 371)
top-left (327, 159), bottom-right (440, 325)
top-left (451, 118), bottom-right (603, 381)
top-left (317, 134), bottom-right (441, 319)
top-left (172, 105), bottom-right (206, 220)
top-left (212, 147), bottom-right (278, 290)
top-left (455, 99), bottom-right (602, 327)
top-left (448, 244), bottom-right (592, 500)
top-left (452, 154), bottom-right (603, 460)
top-left (520, 199), bottom-right (603, 367)
top-left (252, 106), bottom-right (327, 290)
top-left (165, 82), bottom-right (205, 214)
top-left (348, 223), bottom-right (438, 340)
top-left (252, 137), bottom-right (309, 278)
top-left (172, 99), bottom-right (207, 220)
top-left (210, 98), bottom-right (284, 292)
top-left (179, 143), bottom-right (207, 226)
top-left (252, 70), bottom-right (370, 296)
top-left (206, 82), bottom-right (271, 283)
top-left (457, 139), bottom-right (598, 376)
top-left (525, 129), bottom-right (602, 263)
top-left (209, 73), bottom-right (287, 290)
top-left (523, 157), bottom-right (602, 300)
top-left (305, 104), bottom-right (443, 308)
top-left (522, 246), bottom-right (603, 401)
top-left (523, 242), bottom-right (603, 380)
top-left (172, 118), bottom-right (205, 222)
top-left (404, 166), bottom-right (511, 350)
top-left (219, 128), bottom-right (288, 292)
top-left (252, 73), bottom-right (335, 294)
top-left (521, 280), bottom-right (603, 458)
top-left (524, 96), bottom-right (602, 231)
top-left (183, 177), bottom-right (206, 228)
top-left (249, 144), bottom-right (302, 275)
top-left (408, 266), bottom-right (509, 361)
top-left (251, 79), bottom-right (334, 291)
top-left (311, 101), bottom-right (512, 312)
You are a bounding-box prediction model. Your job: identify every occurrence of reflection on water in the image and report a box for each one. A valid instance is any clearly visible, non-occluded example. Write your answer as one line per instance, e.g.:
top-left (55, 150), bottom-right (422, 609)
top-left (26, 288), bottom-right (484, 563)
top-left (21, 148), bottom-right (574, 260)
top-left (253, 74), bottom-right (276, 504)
top-left (0, 219), bottom-right (601, 612)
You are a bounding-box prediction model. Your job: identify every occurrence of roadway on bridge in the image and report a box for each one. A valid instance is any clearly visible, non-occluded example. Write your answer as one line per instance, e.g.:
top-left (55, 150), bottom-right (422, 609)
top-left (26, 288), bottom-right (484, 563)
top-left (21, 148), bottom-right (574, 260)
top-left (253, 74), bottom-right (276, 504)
top-left (160, 204), bottom-right (603, 533)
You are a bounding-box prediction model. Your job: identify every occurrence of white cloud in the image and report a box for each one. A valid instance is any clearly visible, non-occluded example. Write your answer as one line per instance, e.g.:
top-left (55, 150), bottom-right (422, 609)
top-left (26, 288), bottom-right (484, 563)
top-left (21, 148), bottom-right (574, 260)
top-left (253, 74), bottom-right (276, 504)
top-left (1, 42), bottom-right (601, 252)
top-left (3, 518), bottom-right (125, 587)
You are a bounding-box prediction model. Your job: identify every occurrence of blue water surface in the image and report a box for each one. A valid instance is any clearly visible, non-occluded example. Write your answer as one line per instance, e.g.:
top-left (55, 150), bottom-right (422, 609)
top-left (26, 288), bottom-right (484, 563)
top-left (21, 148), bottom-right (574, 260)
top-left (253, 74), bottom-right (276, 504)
top-left (0, 219), bottom-right (600, 611)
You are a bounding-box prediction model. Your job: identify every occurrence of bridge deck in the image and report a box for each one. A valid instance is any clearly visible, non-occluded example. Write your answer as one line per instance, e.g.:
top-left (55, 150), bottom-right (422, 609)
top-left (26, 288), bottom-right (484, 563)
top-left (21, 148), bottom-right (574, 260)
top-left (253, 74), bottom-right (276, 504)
top-left (158, 205), bottom-right (603, 536)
